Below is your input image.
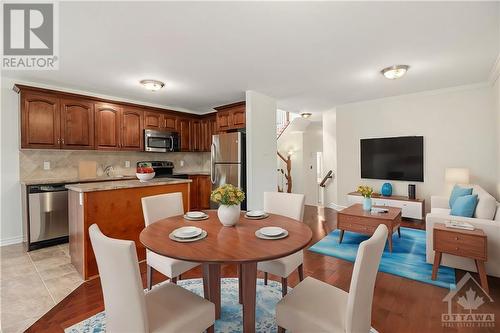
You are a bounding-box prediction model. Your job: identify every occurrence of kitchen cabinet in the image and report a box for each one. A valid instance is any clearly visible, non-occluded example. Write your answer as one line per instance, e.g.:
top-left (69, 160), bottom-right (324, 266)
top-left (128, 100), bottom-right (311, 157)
top-left (189, 174), bottom-right (212, 210)
top-left (95, 103), bottom-right (122, 150)
top-left (178, 118), bottom-right (192, 151)
top-left (21, 92), bottom-right (60, 149)
top-left (16, 85), bottom-right (219, 153)
top-left (144, 111), bottom-right (177, 131)
top-left (121, 107), bottom-right (143, 151)
top-left (60, 98), bottom-right (94, 149)
top-left (214, 101), bottom-right (245, 132)
top-left (201, 115), bottom-right (217, 151)
top-left (191, 119), bottom-right (202, 152)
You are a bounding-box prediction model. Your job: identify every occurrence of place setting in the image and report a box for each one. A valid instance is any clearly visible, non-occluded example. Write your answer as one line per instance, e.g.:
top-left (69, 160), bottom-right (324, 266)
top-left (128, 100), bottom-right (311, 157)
top-left (169, 226), bottom-right (207, 242)
top-left (255, 226), bottom-right (288, 240)
top-left (245, 210), bottom-right (269, 220)
top-left (183, 211), bottom-right (209, 221)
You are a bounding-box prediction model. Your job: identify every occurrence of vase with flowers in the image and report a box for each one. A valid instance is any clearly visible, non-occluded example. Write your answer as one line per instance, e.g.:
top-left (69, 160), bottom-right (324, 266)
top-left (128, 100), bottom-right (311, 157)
top-left (210, 184), bottom-right (246, 226)
top-left (357, 185), bottom-right (374, 211)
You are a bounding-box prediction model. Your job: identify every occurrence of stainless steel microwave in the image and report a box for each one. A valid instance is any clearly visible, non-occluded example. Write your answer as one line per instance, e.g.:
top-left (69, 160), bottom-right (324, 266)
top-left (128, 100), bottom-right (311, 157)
top-left (144, 129), bottom-right (180, 152)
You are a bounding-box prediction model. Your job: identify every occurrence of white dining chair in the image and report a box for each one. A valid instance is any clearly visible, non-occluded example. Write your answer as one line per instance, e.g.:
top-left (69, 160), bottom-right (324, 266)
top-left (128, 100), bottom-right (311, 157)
top-left (142, 192), bottom-right (200, 289)
top-left (276, 224), bottom-right (388, 333)
top-left (258, 192), bottom-right (306, 296)
top-left (89, 224), bottom-right (215, 333)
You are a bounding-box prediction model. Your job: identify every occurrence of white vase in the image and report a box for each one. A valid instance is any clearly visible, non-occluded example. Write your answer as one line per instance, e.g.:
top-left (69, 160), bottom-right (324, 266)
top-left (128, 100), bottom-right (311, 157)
top-left (217, 205), bottom-right (241, 227)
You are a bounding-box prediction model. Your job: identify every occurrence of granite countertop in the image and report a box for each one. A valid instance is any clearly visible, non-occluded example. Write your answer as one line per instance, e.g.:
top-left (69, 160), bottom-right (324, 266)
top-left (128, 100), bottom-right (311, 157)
top-left (179, 171), bottom-right (211, 176)
top-left (66, 178), bottom-right (192, 193)
top-left (21, 175), bottom-right (137, 186)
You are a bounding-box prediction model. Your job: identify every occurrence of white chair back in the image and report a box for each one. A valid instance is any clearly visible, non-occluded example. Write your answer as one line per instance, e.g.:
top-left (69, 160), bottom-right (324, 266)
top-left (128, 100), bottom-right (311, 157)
top-left (141, 192), bottom-right (184, 226)
top-left (89, 224), bottom-right (149, 333)
top-left (345, 224), bottom-right (388, 333)
top-left (263, 192), bottom-right (305, 222)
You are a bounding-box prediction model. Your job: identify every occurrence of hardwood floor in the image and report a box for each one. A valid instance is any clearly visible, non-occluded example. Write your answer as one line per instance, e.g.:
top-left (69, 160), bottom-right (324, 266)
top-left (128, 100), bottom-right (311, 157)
top-left (27, 206), bottom-right (499, 332)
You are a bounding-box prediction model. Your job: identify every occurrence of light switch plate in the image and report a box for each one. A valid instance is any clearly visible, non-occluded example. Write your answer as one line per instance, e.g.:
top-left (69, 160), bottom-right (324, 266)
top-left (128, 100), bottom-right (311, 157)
top-left (43, 161), bottom-right (50, 170)
top-left (125, 161), bottom-right (130, 168)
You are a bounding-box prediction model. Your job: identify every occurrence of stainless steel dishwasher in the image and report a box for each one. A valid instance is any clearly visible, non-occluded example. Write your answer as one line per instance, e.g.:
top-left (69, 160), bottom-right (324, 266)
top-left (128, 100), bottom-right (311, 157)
top-left (26, 184), bottom-right (69, 250)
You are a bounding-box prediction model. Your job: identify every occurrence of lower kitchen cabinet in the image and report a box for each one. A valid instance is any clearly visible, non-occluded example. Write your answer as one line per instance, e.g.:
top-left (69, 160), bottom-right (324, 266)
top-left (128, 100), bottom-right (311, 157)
top-left (189, 175), bottom-right (212, 210)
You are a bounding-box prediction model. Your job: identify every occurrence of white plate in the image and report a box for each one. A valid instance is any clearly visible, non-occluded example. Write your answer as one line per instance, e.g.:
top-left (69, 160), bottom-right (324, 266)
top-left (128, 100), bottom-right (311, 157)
top-left (246, 210), bottom-right (266, 217)
top-left (170, 230), bottom-right (208, 243)
top-left (259, 226), bottom-right (286, 237)
top-left (186, 211), bottom-right (207, 218)
top-left (255, 230), bottom-right (288, 240)
top-left (183, 214), bottom-right (209, 221)
top-left (173, 226), bottom-right (202, 239)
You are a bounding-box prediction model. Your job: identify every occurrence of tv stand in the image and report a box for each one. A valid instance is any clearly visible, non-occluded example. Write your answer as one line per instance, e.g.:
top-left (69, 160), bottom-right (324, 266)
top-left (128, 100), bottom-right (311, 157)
top-left (347, 192), bottom-right (425, 220)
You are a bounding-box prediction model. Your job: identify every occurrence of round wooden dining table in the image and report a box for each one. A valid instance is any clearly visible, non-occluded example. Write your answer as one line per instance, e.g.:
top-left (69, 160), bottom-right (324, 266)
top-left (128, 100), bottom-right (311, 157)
top-left (139, 210), bottom-right (312, 333)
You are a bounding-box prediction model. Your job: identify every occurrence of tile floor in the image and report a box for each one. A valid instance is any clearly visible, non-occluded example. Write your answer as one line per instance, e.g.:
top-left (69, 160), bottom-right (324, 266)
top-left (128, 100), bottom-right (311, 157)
top-left (1, 243), bottom-right (83, 333)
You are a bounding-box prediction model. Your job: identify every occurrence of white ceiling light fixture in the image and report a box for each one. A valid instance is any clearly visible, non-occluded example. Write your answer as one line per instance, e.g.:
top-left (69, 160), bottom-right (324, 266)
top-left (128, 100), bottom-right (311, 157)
top-left (140, 79), bottom-right (165, 91)
top-left (381, 65), bottom-right (410, 80)
top-left (300, 112), bottom-right (312, 119)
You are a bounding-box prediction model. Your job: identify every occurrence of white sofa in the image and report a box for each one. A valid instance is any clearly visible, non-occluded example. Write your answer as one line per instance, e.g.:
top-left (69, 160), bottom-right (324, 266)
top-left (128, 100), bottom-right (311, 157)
top-left (426, 185), bottom-right (500, 278)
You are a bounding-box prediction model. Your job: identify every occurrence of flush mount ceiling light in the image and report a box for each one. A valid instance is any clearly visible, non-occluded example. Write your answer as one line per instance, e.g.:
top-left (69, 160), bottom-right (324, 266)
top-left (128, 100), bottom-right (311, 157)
top-left (380, 65), bottom-right (410, 80)
top-left (140, 79), bottom-right (165, 91)
top-left (300, 112), bottom-right (312, 119)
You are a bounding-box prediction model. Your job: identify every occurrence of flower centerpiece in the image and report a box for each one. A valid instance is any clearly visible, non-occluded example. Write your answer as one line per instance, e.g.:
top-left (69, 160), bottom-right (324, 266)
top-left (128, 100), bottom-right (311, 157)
top-left (210, 184), bottom-right (245, 226)
top-left (357, 185), bottom-right (374, 211)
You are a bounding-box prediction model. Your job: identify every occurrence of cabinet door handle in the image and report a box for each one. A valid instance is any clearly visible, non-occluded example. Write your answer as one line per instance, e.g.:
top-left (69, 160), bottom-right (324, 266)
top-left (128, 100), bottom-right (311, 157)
top-left (57, 138), bottom-right (60, 144)
top-left (61, 138), bottom-right (65, 144)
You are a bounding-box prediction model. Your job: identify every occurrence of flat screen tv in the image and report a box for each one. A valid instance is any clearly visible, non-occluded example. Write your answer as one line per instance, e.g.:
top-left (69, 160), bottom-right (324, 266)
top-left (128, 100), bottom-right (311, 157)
top-left (360, 136), bottom-right (424, 182)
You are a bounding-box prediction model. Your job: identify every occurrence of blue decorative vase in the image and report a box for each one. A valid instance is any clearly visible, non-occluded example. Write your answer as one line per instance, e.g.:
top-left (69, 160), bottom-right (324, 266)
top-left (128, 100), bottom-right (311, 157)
top-left (381, 183), bottom-right (393, 196)
top-left (362, 197), bottom-right (372, 211)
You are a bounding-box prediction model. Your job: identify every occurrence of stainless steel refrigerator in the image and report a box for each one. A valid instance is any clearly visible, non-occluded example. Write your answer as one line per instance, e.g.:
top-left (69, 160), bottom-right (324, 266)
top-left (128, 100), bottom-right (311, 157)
top-left (210, 132), bottom-right (246, 210)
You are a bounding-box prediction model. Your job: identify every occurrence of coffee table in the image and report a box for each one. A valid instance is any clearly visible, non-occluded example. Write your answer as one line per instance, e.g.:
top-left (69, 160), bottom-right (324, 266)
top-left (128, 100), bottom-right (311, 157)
top-left (337, 203), bottom-right (402, 252)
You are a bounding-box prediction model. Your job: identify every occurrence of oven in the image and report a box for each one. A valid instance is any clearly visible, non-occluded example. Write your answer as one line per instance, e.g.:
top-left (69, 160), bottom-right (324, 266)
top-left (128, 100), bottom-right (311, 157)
top-left (144, 129), bottom-right (180, 152)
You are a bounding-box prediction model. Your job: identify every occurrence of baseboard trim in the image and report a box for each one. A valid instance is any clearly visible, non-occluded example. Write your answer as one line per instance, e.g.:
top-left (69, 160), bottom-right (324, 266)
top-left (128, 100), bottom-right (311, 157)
top-left (0, 235), bottom-right (24, 247)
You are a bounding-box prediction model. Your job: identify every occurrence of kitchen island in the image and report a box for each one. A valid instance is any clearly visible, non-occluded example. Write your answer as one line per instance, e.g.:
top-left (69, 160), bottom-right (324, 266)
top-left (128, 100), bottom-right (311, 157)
top-left (66, 178), bottom-right (191, 280)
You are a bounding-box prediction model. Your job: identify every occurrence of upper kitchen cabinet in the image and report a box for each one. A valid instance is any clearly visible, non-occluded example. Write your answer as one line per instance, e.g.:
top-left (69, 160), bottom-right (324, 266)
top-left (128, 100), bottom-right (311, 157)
top-left (21, 91), bottom-right (61, 149)
top-left (121, 107), bottom-right (144, 151)
top-left (95, 103), bottom-right (122, 150)
top-left (214, 101), bottom-right (246, 132)
top-left (144, 111), bottom-right (177, 131)
top-left (178, 117), bottom-right (192, 151)
top-left (201, 114), bottom-right (217, 151)
top-left (60, 98), bottom-right (94, 149)
top-left (191, 119), bottom-right (202, 152)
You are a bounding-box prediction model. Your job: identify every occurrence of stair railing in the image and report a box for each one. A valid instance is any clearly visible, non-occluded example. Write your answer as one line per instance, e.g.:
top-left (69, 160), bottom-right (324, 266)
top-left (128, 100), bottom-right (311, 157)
top-left (319, 170), bottom-right (334, 187)
top-left (277, 151), bottom-right (292, 193)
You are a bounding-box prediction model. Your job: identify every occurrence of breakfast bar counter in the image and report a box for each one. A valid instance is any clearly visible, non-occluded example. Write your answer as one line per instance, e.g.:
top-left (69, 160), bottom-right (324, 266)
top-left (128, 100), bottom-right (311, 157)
top-left (67, 178), bottom-right (191, 280)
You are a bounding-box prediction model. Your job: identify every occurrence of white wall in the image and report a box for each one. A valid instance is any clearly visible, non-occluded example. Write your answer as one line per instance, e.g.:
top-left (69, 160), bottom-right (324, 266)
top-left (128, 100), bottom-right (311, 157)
top-left (326, 84), bottom-right (497, 208)
top-left (1, 77), bottom-right (22, 245)
top-left (495, 76), bottom-right (500, 198)
top-left (302, 122), bottom-right (323, 205)
top-left (277, 121), bottom-right (323, 205)
top-left (245, 91), bottom-right (277, 210)
top-left (322, 109), bottom-right (338, 205)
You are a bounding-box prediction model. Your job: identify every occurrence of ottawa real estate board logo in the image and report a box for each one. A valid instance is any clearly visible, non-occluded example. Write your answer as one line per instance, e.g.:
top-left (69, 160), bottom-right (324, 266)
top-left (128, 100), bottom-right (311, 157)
top-left (2, 2), bottom-right (59, 70)
top-left (442, 272), bottom-right (495, 328)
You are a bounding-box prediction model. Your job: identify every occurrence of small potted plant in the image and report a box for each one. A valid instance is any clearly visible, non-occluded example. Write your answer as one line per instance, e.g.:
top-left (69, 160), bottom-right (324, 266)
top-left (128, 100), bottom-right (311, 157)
top-left (210, 184), bottom-right (245, 226)
top-left (357, 185), bottom-right (374, 211)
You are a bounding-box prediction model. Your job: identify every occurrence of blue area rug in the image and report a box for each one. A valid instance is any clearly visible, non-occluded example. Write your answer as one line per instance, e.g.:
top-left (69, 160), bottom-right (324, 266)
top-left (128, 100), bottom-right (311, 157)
top-left (65, 278), bottom-right (286, 333)
top-left (309, 227), bottom-right (456, 289)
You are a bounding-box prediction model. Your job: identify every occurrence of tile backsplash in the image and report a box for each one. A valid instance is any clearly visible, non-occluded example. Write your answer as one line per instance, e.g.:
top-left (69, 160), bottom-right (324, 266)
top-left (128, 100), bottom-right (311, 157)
top-left (20, 150), bottom-right (210, 181)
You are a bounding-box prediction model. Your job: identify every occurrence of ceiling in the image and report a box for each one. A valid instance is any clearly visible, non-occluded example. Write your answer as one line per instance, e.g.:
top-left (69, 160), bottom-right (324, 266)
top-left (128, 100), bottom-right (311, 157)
top-left (3, 1), bottom-right (499, 114)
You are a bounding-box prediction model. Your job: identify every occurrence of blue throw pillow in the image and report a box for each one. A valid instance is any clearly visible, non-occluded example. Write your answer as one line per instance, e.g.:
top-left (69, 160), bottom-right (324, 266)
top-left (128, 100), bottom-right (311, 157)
top-left (449, 185), bottom-right (473, 208)
top-left (450, 194), bottom-right (478, 218)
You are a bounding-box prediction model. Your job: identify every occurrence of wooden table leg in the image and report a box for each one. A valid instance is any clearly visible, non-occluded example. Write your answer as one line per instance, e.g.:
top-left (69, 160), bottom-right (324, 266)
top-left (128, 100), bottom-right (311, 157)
top-left (475, 260), bottom-right (489, 294)
top-left (339, 229), bottom-right (345, 243)
top-left (238, 264), bottom-right (243, 304)
top-left (431, 251), bottom-right (442, 280)
top-left (203, 263), bottom-right (221, 319)
top-left (388, 233), bottom-right (393, 253)
top-left (241, 262), bottom-right (257, 333)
